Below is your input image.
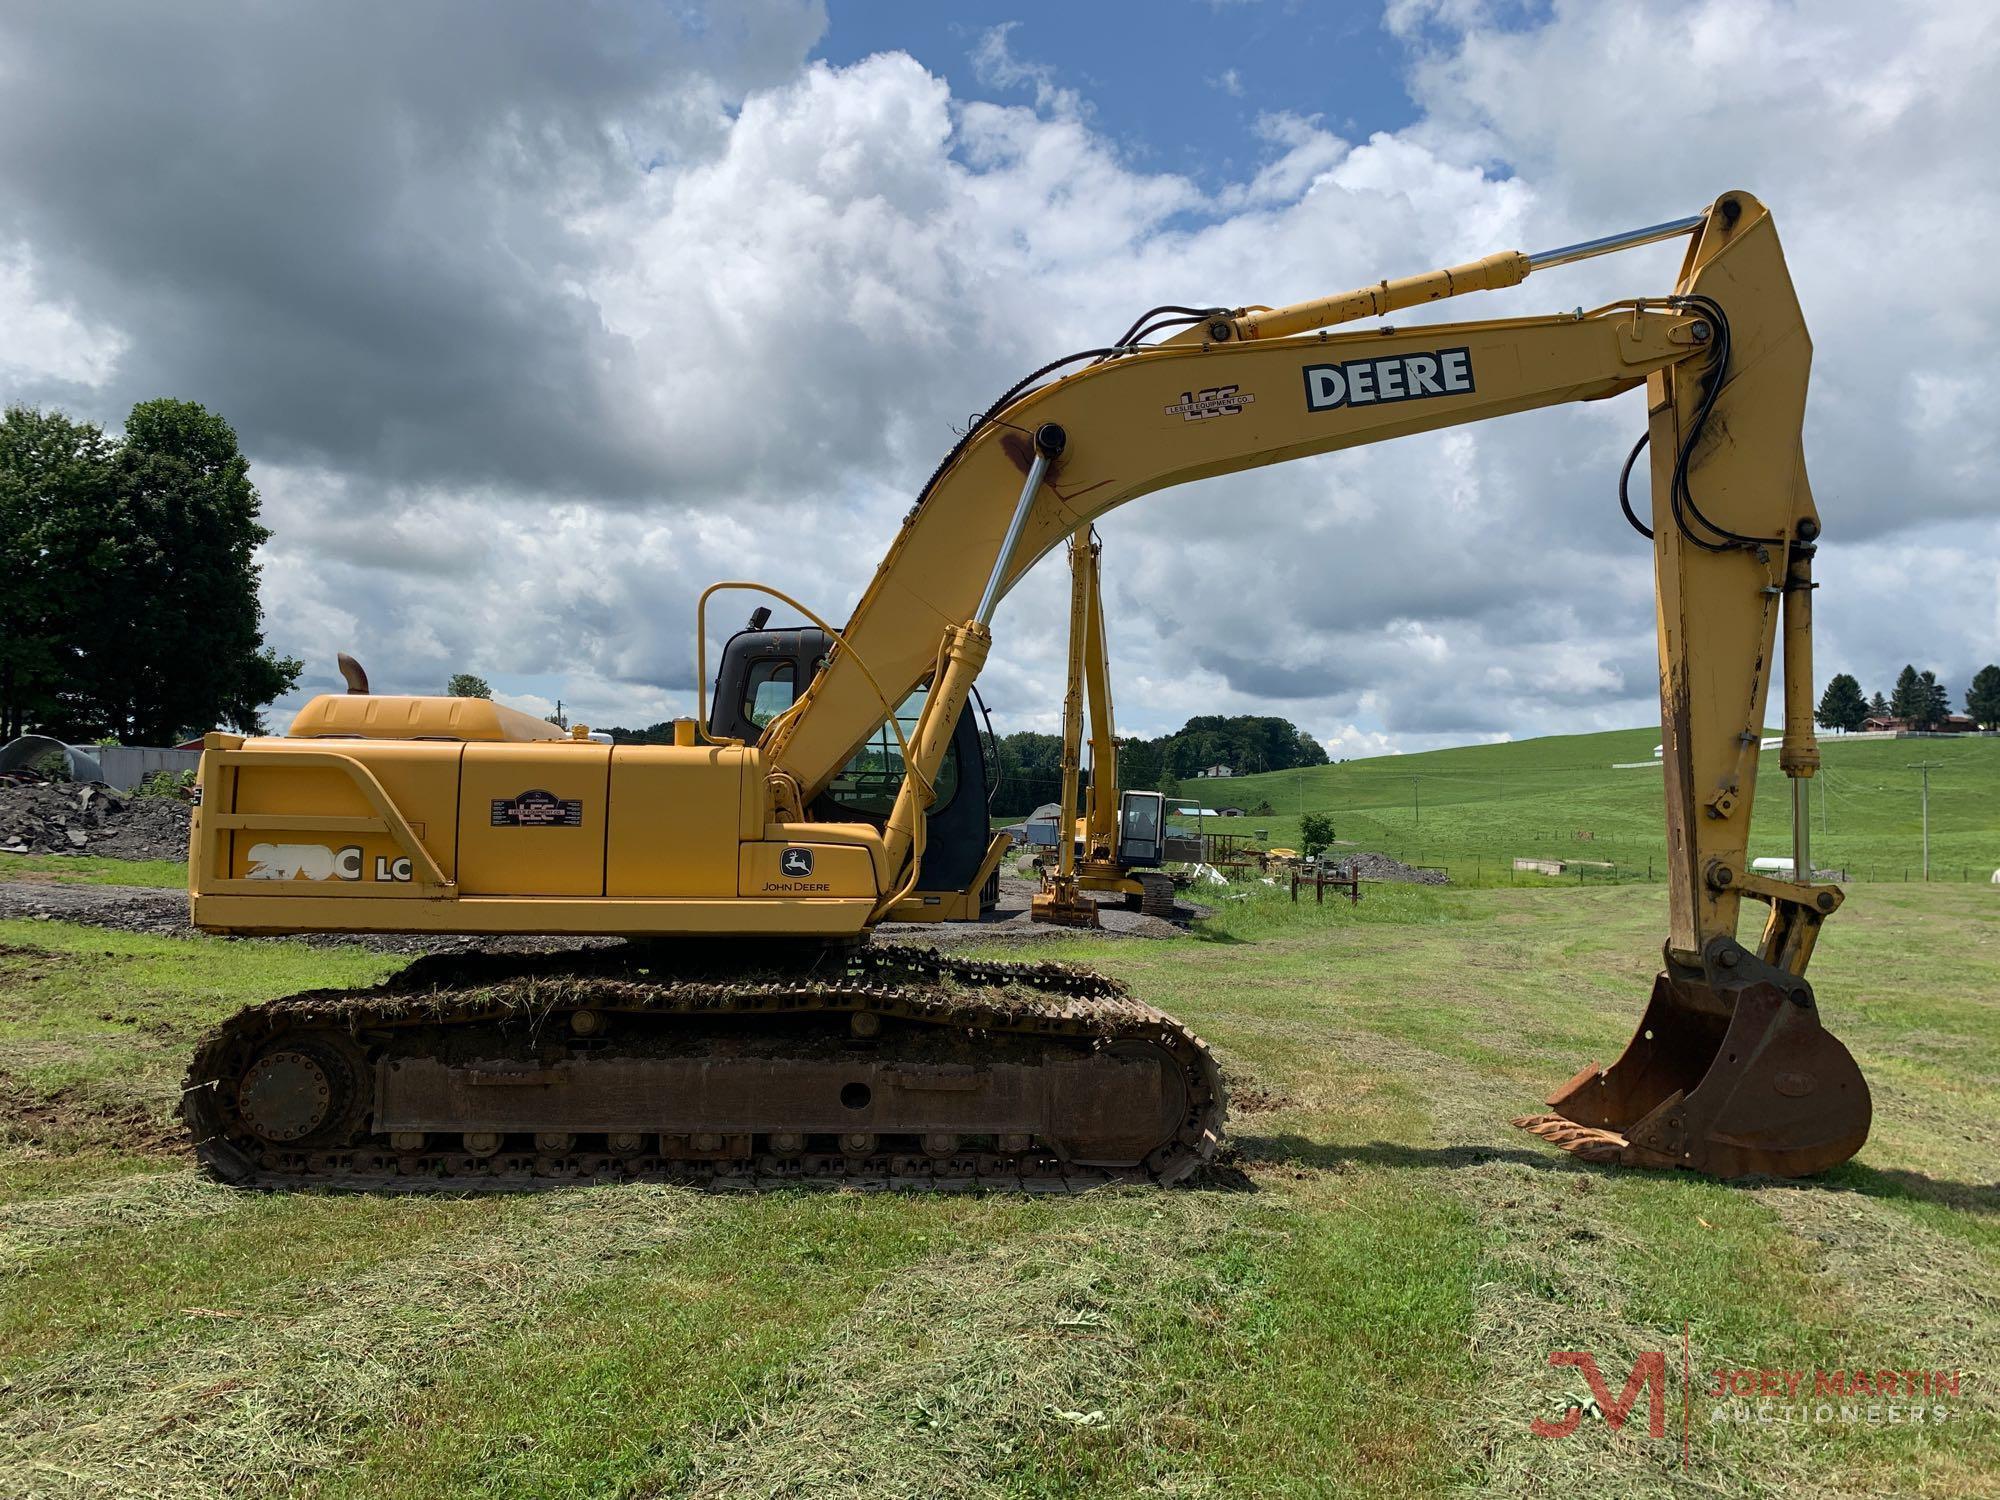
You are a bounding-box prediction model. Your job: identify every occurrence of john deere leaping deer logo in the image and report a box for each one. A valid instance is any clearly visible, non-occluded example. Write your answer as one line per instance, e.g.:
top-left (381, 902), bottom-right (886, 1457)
top-left (780, 848), bottom-right (814, 878)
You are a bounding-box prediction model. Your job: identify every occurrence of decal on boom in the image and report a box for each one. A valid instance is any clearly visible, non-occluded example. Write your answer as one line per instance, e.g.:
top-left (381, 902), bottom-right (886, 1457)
top-left (1303, 347), bottom-right (1473, 412)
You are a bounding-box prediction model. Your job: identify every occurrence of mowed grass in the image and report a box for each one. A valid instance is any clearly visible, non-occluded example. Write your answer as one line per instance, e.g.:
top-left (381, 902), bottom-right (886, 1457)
top-left (0, 852), bottom-right (187, 888)
top-left (1202, 727), bottom-right (2000, 885)
top-left (0, 883), bottom-right (1993, 1498)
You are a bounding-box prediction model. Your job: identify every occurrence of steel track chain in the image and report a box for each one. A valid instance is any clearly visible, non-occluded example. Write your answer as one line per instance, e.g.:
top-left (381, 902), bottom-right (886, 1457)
top-left (182, 945), bottom-right (1226, 1193)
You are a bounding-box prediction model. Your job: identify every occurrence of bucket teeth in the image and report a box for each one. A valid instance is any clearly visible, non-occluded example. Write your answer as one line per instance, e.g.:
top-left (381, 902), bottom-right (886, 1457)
top-left (1511, 1113), bottom-right (1630, 1164)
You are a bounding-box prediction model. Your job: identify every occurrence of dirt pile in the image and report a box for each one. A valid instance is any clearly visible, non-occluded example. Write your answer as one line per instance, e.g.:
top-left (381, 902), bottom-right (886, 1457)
top-left (0, 782), bottom-right (192, 860)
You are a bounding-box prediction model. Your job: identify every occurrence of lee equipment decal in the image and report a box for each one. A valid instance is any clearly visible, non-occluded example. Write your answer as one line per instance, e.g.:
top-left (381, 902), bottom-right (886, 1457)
top-left (1164, 385), bottom-right (1254, 421)
top-left (491, 788), bottom-right (584, 828)
top-left (1302, 347), bottom-right (1473, 412)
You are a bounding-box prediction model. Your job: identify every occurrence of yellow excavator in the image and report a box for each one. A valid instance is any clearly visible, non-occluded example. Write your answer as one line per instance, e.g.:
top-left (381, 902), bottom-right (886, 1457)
top-left (1030, 529), bottom-right (1177, 929)
top-left (183, 191), bottom-right (1870, 1188)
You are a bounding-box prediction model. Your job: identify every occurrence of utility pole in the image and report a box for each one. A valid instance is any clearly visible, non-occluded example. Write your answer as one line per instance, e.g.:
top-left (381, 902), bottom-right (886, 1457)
top-left (1907, 761), bottom-right (1943, 881)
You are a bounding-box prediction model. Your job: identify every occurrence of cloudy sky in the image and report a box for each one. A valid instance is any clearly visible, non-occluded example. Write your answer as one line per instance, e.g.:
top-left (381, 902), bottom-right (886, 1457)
top-left (3, 0), bottom-right (1995, 755)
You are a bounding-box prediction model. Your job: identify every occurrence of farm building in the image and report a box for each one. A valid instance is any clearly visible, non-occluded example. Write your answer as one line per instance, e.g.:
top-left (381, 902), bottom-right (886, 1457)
top-left (1859, 712), bottom-right (1980, 734)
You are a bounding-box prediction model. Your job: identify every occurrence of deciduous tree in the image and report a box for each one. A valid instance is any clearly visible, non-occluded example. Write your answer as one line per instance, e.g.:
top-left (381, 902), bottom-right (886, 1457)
top-left (1968, 665), bottom-right (2000, 730)
top-left (0, 407), bottom-right (113, 739)
top-left (1, 400), bottom-right (298, 742)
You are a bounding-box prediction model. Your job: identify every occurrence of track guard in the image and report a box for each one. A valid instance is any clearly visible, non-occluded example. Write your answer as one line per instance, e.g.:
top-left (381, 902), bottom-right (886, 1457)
top-left (1516, 945), bottom-right (1870, 1179)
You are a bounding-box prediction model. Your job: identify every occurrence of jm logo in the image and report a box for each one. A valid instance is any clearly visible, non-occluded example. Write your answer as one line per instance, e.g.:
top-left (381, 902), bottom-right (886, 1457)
top-left (1531, 1351), bottom-right (1669, 1439)
top-left (780, 848), bottom-right (815, 877)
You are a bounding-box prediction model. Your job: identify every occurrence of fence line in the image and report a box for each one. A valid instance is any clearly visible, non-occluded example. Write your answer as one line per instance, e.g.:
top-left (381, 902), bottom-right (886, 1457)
top-left (1333, 847), bottom-right (1996, 886)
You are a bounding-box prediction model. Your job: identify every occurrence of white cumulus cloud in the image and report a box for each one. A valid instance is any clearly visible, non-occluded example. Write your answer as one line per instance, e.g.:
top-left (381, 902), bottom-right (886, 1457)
top-left (1, 0), bottom-right (1993, 749)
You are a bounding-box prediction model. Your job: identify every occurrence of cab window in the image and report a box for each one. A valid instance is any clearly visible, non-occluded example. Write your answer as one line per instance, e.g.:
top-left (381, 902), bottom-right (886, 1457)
top-left (1122, 795), bottom-right (1160, 842)
top-left (743, 660), bottom-right (796, 728)
top-left (827, 687), bottom-right (958, 818)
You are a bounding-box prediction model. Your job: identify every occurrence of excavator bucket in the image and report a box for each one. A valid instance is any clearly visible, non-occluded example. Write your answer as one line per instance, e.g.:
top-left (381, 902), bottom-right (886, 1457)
top-left (1515, 965), bottom-right (1870, 1179)
top-left (1031, 879), bottom-right (1102, 929)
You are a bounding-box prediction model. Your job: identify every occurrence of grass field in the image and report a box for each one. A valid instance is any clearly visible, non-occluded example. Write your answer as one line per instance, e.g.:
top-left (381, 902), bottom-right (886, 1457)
top-left (0, 853), bottom-right (187, 888)
top-left (0, 878), bottom-right (1993, 1498)
top-left (1184, 729), bottom-right (2000, 885)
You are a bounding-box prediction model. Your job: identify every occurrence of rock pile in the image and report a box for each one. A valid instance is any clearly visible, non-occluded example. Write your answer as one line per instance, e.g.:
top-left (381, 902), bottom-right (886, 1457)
top-left (0, 782), bottom-right (192, 861)
top-left (1331, 852), bottom-right (1449, 886)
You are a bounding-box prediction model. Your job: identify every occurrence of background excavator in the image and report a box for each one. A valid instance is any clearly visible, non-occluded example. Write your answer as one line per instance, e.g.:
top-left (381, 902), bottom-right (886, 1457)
top-left (182, 190), bottom-right (1871, 1189)
top-left (1030, 529), bottom-right (1175, 929)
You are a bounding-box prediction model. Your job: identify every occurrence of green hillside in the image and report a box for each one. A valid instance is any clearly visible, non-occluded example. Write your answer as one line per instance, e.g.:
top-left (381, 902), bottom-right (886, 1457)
top-left (1178, 728), bottom-right (2000, 884)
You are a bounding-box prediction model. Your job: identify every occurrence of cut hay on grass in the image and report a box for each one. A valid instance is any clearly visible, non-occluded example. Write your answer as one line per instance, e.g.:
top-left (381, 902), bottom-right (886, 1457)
top-left (0, 1185), bottom-right (709, 1500)
top-left (1440, 1159), bottom-right (1765, 1498)
top-left (1754, 1182), bottom-right (2000, 1489)
top-left (0, 1174), bottom-right (237, 1272)
top-left (681, 1199), bottom-right (1265, 1500)
top-left (0, 881), bottom-right (1989, 1497)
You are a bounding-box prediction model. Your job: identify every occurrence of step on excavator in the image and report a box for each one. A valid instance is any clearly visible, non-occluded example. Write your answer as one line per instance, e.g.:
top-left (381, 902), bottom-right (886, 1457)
top-left (1030, 529), bottom-right (1177, 929)
top-left (183, 191), bottom-right (1870, 1189)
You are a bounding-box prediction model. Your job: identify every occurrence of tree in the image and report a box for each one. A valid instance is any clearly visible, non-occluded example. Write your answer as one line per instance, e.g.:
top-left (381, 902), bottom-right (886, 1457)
top-left (1919, 669), bottom-right (1951, 730)
top-left (1889, 665), bottom-right (1950, 731)
top-left (1868, 690), bottom-right (1890, 719)
top-left (1814, 673), bottom-right (1868, 733)
top-left (1116, 736), bottom-right (1163, 793)
top-left (603, 722), bottom-right (675, 745)
top-left (981, 730), bottom-right (1069, 817)
top-left (1889, 666), bottom-right (1923, 728)
top-left (447, 673), bottom-right (492, 699)
top-left (1968, 665), bottom-right (2000, 730)
top-left (1300, 811), bottom-right (1336, 859)
top-left (1, 400), bottom-right (297, 741)
top-left (97, 400), bottom-right (302, 741)
top-left (0, 407), bottom-right (115, 739)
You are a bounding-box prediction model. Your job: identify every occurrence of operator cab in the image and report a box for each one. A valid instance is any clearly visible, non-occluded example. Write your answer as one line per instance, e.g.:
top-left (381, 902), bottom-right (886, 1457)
top-left (708, 609), bottom-right (998, 903)
top-left (1117, 790), bottom-right (1166, 869)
